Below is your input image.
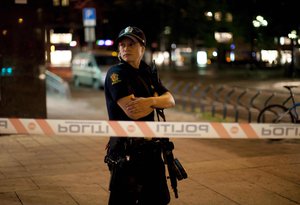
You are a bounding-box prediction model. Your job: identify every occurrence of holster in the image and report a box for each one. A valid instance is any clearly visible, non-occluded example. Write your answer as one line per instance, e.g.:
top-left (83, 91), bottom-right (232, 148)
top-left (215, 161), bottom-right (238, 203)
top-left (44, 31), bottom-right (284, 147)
top-left (174, 158), bottom-right (188, 180)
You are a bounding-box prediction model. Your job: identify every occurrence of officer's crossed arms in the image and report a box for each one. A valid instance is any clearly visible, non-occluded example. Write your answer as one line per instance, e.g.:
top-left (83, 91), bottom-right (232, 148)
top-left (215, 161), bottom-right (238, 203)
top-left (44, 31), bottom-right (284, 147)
top-left (117, 92), bottom-right (175, 120)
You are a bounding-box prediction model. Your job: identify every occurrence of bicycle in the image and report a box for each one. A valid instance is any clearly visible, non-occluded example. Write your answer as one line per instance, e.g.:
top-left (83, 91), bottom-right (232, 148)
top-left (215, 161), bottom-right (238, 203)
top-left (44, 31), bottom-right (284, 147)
top-left (257, 85), bottom-right (300, 123)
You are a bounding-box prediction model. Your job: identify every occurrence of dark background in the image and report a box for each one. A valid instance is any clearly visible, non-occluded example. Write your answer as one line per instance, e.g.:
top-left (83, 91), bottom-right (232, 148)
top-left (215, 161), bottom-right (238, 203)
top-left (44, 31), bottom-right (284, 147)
top-left (0, 0), bottom-right (299, 118)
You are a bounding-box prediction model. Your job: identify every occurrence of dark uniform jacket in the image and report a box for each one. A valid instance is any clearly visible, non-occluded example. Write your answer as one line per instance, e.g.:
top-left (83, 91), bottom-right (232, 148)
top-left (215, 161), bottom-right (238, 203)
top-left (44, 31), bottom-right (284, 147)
top-left (104, 60), bottom-right (171, 205)
top-left (105, 60), bottom-right (168, 121)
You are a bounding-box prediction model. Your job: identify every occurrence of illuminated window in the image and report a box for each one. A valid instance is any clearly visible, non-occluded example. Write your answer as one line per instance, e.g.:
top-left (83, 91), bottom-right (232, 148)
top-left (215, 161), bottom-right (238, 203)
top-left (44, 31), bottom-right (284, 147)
top-left (18, 18), bottom-right (24, 24)
top-left (225, 13), bottom-right (233, 22)
top-left (280, 37), bottom-right (291, 45)
top-left (214, 12), bottom-right (222, 21)
top-left (204, 11), bottom-right (213, 21)
top-left (15, 0), bottom-right (27, 4)
top-left (214, 32), bottom-right (233, 43)
top-left (2, 30), bottom-right (8, 36)
top-left (53, 0), bottom-right (59, 6)
top-left (62, 0), bottom-right (69, 6)
top-left (50, 33), bottom-right (72, 44)
top-left (197, 51), bottom-right (207, 66)
top-left (50, 50), bottom-right (72, 66)
top-left (53, 0), bottom-right (69, 6)
top-left (261, 50), bottom-right (278, 65)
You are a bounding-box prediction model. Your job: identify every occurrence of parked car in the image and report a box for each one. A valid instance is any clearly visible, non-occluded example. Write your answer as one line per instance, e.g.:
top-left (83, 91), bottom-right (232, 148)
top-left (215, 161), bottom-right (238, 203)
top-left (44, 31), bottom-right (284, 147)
top-left (71, 50), bottom-right (118, 89)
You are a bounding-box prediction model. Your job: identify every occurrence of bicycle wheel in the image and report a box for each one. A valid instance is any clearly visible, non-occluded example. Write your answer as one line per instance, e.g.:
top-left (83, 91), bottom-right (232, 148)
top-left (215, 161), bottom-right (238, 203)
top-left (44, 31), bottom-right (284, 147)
top-left (257, 104), bottom-right (295, 123)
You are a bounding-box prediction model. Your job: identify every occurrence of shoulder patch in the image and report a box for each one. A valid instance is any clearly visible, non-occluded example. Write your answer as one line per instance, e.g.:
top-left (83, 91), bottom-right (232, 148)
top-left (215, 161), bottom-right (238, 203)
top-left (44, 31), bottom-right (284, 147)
top-left (110, 73), bottom-right (122, 85)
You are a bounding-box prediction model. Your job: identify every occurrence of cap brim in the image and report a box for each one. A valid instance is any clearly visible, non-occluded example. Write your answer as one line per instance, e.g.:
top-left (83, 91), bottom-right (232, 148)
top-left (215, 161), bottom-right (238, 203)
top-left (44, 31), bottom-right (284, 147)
top-left (116, 34), bottom-right (145, 46)
top-left (118, 34), bottom-right (138, 43)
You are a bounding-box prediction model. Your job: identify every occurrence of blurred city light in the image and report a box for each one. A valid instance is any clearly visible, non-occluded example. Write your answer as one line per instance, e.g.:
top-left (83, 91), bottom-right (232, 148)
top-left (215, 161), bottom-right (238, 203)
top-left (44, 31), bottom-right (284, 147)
top-left (197, 51), bottom-right (207, 67)
top-left (1, 0), bottom-right (299, 73)
top-left (214, 12), bottom-right (222, 21)
top-left (111, 51), bottom-right (118, 57)
top-left (230, 51), bottom-right (235, 61)
top-left (69, 41), bottom-right (77, 47)
top-left (204, 11), bottom-right (213, 20)
top-left (280, 50), bottom-right (292, 64)
top-left (225, 13), bottom-right (233, 22)
top-left (1, 67), bottom-right (13, 76)
top-left (163, 26), bottom-right (171, 35)
top-left (96, 39), bottom-right (114, 46)
top-left (53, 0), bottom-right (69, 6)
top-left (50, 32), bottom-right (72, 44)
top-left (172, 47), bottom-right (192, 67)
top-left (279, 37), bottom-right (291, 45)
top-left (153, 52), bottom-right (165, 65)
top-left (205, 11), bottom-right (213, 17)
top-left (252, 15), bottom-right (268, 28)
top-left (97, 40), bottom-right (105, 46)
top-left (50, 50), bottom-right (72, 66)
top-left (214, 32), bottom-right (232, 43)
top-left (288, 30), bottom-right (297, 39)
top-left (50, 45), bottom-right (55, 52)
top-left (39, 73), bottom-right (46, 80)
top-left (105, 40), bottom-right (113, 46)
top-left (2, 30), bottom-right (7, 35)
top-left (261, 50), bottom-right (278, 65)
top-left (48, 31), bottom-right (73, 66)
top-left (153, 51), bottom-right (170, 66)
top-left (18, 18), bottom-right (24, 24)
top-left (15, 0), bottom-right (27, 3)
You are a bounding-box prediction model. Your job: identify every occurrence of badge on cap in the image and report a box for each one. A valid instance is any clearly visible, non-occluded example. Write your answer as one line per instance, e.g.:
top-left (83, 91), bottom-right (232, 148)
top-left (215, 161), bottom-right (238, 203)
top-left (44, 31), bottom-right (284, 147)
top-left (124, 26), bottom-right (133, 34)
top-left (110, 73), bottom-right (121, 85)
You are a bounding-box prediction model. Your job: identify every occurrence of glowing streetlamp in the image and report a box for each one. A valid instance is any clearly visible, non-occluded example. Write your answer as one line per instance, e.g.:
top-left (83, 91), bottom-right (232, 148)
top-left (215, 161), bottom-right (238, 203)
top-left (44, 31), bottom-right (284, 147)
top-left (252, 15), bottom-right (268, 28)
top-left (288, 30), bottom-right (297, 39)
top-left (251, 15), bottom-right (268, 66)
top-left (287, 30), bottom-right (298, 76)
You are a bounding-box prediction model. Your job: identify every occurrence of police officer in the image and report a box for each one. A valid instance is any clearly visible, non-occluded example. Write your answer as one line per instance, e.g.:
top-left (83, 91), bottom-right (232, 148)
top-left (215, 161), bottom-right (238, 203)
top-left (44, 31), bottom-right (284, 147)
top-left (104, 26), bottom-right (175, 205)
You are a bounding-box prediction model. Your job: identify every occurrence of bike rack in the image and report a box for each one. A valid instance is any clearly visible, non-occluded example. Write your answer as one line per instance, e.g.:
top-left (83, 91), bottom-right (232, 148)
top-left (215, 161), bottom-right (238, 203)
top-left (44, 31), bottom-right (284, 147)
top-left (173, 80), bottom-right (184, 94)
top-left (164, 79), bottom-right (175, 90)
top-left (247, 90), bottom-right (261, 122)
top-left (189, 84), bottom-right (201, 112)
top-left (211, 86), bottom-right (224, 117)
top-left (199, 84), bottom-right (212, 113)
top-left (234, 89), bottom-right (247, 122)
top-left (181, 82), bottom-right (194, 110)
top-left (222, 87), bottom-right (236, 120)
top-left (263, 92), bottom-right (276, 107)
top-left (166, 78), bottom-right (298, 122)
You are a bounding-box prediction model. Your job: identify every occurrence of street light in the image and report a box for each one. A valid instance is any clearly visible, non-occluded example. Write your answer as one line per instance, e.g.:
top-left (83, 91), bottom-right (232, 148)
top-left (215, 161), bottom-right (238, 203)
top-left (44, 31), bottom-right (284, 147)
top-left (251, 15), bottom-right (268, 67)
top-left (288, 30), bottom-right (297, 39)
top-left (252, 15), bottom-right (268, 28)
top-left (287, 30), bottom-right (297, 77)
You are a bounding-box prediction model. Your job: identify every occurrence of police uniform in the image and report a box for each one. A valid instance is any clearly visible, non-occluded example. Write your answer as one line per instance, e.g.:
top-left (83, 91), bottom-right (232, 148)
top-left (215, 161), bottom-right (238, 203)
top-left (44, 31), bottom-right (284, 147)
top-left (104, 59), bottom-right (171, 205)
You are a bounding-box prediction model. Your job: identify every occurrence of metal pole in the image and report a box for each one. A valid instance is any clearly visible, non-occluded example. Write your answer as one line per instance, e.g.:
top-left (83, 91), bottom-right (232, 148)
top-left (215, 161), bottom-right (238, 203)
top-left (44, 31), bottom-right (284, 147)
top-left (290, 38), bottom-right (295, 77)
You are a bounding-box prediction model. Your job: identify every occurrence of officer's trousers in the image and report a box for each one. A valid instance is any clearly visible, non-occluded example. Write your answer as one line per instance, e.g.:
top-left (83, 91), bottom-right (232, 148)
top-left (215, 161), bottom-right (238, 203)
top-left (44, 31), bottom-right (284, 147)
top-left (108, 140), bottom-right (170, 205)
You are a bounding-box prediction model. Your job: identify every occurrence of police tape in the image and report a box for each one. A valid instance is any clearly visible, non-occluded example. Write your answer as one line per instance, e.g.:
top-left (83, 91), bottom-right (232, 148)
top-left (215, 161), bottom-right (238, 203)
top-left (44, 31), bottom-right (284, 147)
top-left (0, 118), bottom-right (299, 139)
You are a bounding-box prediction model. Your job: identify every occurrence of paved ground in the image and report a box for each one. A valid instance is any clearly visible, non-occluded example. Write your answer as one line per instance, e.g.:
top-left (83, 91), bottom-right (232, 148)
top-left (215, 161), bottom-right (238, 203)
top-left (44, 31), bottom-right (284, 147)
top-left (1, 86), bottom-right (300, 205)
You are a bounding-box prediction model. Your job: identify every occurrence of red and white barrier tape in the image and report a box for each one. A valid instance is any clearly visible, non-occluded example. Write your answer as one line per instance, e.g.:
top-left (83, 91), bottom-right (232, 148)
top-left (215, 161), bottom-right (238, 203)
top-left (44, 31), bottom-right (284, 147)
top-left (0, 118), bottom-right (299, 139)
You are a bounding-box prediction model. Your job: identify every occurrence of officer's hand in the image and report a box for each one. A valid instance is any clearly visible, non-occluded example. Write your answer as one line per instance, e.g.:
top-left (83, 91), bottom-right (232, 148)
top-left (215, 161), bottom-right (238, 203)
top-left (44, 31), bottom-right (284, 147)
top-left (125, 97), bottom-right (154, 114)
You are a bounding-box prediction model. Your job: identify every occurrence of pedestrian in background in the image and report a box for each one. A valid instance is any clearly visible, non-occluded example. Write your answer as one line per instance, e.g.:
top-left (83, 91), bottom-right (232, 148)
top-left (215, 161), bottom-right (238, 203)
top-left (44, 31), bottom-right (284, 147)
top-left (104, 26), bottom-right (175, 205)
